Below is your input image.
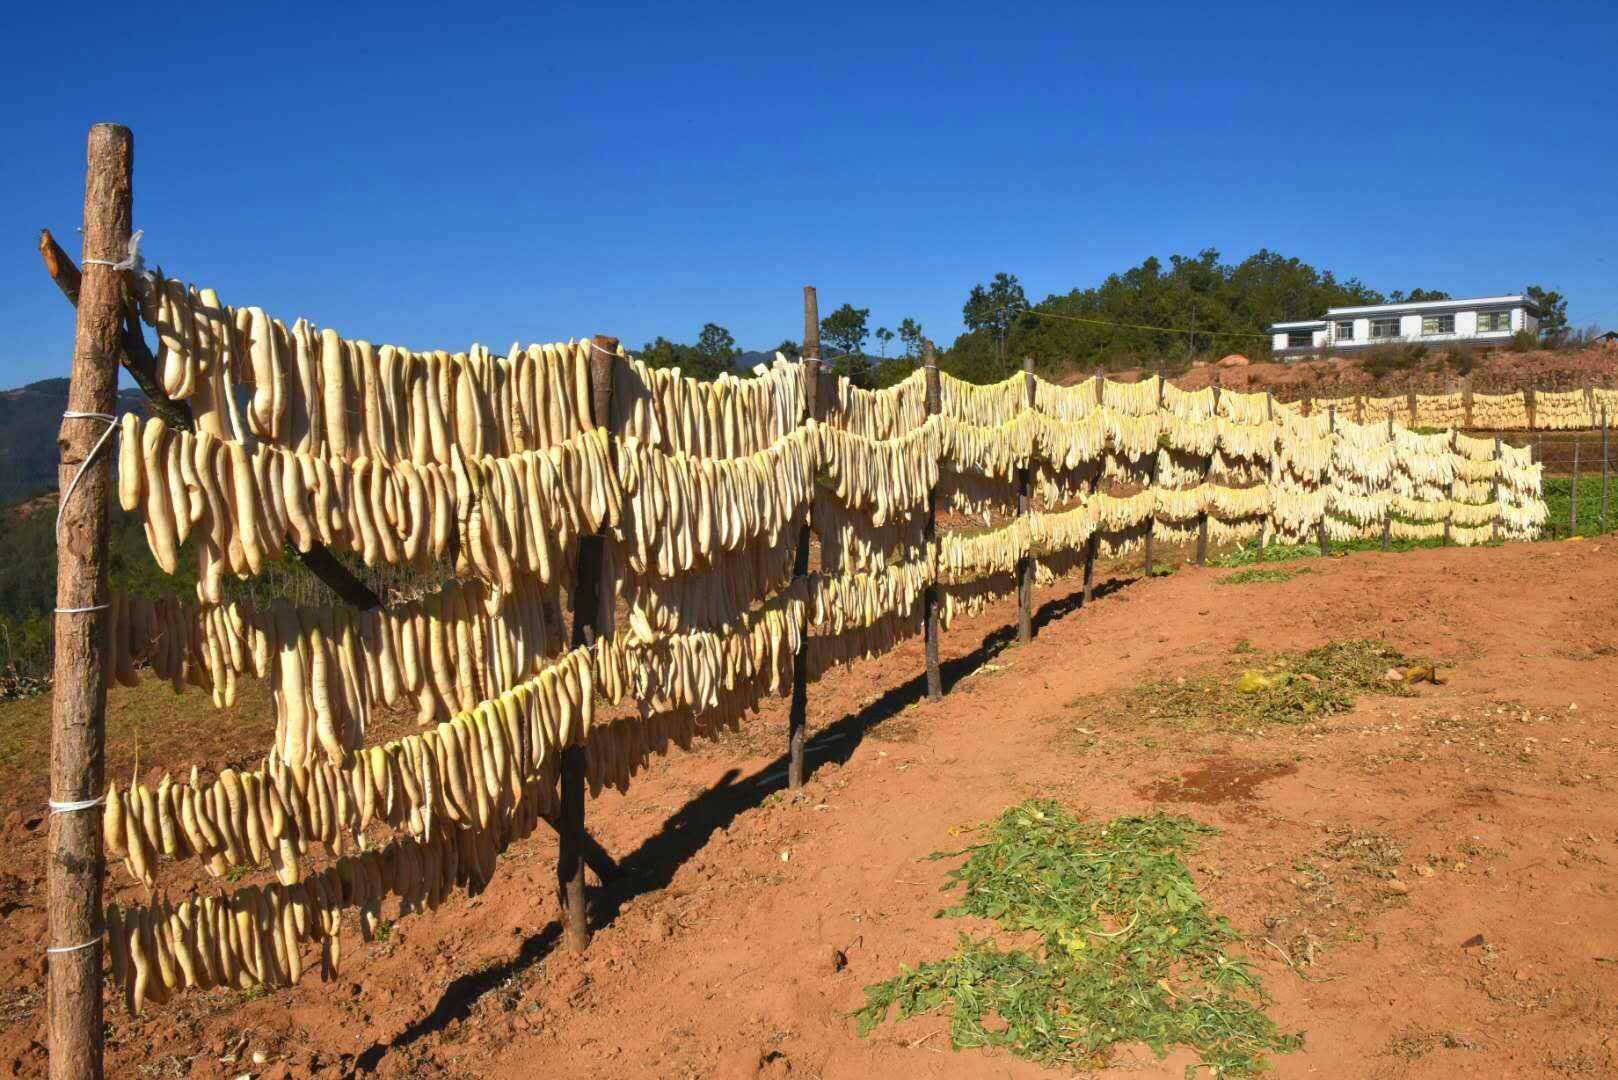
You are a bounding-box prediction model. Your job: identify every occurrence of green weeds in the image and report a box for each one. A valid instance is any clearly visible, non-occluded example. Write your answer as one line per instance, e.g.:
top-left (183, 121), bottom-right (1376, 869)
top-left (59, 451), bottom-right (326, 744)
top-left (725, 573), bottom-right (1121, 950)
top-left (856, 801), bottom-right (1300, 1076)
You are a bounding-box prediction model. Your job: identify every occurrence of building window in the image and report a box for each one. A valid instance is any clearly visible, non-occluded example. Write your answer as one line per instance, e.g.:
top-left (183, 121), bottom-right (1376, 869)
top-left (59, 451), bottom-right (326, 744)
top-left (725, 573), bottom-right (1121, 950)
top-left (1335, 320), bottom-right (1354, 340)
top-left (1370, 318), bottom-right (1401, 339)
top-left (1478, 310), bottom-right (1511, 332)
top-left (1422, 314), bottom-right (1456, 335)
top-left (1286, 331), bottom-right (1313, 348)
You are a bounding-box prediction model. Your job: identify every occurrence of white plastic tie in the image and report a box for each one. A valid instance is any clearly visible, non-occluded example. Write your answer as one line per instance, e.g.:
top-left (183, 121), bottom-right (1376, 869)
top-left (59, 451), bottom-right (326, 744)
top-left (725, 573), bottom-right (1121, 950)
top-left (80, 229), bottom-right (144, 274)
top-left (55, 412), bottom-right (119, 536)
top-left (48, 794), bottom-right (107, 815)
top-left (46, 939), bottom-right (100, 956)
top-left (56, 604), bottom-right (110, 614)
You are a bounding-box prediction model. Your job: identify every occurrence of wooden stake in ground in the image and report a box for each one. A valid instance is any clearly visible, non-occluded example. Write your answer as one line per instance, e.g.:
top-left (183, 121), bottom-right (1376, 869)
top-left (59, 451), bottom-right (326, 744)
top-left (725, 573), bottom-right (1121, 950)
top-left (558, 333), bottom-right (619, 953)
top-left (1080, 373), bottom-right (1102, 604)
top-left (1143, 376), bottom-right (1164, 575)
top-left (788, 287), bottom-right (820, 786)
top-left (1016, 357), bottom-right (1035, 641)
top-left (1491, 435), bottom-right (1502, 544)
top-left (1317, 406), bottom-right (1335, 556)
top-left (1601, 410), bottom-right (1610, 534)
top-left (1196, 385), bottom-right (1220, 566)
top-left (49, 121), bottom-right (131, 1080)
top-left (921, 343), bottom-right (942, 701)
top-left (1570, 434), bottom-right (1580, 535)
top-left (1381, 417), bottom-right (1394, 551)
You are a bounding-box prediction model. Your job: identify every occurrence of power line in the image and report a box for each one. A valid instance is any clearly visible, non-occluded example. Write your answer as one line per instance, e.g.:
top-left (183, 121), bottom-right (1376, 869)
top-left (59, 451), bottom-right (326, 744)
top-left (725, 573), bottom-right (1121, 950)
top-left (1026, 308), bottom-right (1273, 340)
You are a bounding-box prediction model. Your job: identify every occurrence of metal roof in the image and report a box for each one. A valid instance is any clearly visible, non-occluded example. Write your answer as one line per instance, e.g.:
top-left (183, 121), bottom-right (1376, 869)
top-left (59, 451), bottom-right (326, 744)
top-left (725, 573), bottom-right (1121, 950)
top-left (1323, 295), bottom-right (1531, 316)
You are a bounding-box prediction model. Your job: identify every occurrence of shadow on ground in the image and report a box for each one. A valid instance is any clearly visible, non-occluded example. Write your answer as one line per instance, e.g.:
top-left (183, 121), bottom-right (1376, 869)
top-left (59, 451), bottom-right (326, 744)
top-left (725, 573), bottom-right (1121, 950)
top-left (354, 572), bottom-right (1136, 1072)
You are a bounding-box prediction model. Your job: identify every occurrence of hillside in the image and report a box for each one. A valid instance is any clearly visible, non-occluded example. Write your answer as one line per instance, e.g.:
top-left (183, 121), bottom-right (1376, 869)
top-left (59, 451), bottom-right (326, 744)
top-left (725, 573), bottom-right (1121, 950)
top-left (0, 378), bottom-right (148, 503)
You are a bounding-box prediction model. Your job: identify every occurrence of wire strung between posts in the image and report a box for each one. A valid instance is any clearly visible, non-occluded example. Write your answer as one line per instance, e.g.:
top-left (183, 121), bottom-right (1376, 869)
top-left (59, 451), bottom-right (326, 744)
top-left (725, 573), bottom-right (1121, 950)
top-left (46, 939), bottom-right (100, 956)
top-left (1027, 308), bottom-right (1273, 340)
top-left (80, 229), bottom-right (144, 273)
top-left (48, 794), bottom-right (107, 815)
top-left (55, 411), bottom-right (119, 537)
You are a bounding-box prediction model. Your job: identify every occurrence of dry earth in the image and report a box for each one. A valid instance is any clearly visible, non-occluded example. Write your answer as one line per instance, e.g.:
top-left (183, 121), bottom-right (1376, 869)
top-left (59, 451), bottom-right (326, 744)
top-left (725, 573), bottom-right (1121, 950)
top-left (2, 538), bottom-right (1616, 1078)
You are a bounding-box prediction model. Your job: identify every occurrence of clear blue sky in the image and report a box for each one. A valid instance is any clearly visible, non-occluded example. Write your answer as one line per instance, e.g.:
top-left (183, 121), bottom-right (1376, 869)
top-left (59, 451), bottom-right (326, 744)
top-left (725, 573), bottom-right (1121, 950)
top-left (4, 1), bottom-right (1614, 383)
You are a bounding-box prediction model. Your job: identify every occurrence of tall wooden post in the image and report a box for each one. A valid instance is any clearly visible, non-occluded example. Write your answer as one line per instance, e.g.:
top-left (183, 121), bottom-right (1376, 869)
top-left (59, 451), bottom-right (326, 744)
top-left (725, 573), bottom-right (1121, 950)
top-left (1195, 386), bottom-right (1219, 566)
top-left (788, 287), bottom-right (820, 786)
top-left (1080, 374), bottom-right (1102, 604)
top-left (1316, 406), bottom-right (1335, 556)
top-left (50, 122), bottom-right (131, 1080)
top-left (1462, 376), bottom-right (1473, 429)
top-left (1491, 435), bottom-right (1502, 544)
top-left (559, 333), bottom-right (618, 953)
top-left (1016, 357), bottom-right (1035, 641)
top-left (1143, 375), bottom-right (1164, 575)
top-left (1601, 410), bottom-right (1609, 534)
top-left (1526, 387), bottom-right (1538, 431)
top-left (1381, 416), bottom-right (1393, 551)
top-left (1570, 434), bottom-right (1581, 535)
top-left (921, 344), bottom-right (942, 700)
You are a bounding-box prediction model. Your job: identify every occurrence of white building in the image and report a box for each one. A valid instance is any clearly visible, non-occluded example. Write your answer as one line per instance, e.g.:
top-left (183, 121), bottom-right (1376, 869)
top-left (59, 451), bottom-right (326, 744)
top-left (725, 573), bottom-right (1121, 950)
top-left (1269, 295), bottom-right (1539, 358)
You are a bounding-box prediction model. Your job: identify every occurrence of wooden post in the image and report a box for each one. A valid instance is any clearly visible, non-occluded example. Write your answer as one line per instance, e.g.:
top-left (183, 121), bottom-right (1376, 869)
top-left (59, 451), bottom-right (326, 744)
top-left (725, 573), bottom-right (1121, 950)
top-left (1462, 376), bottom-right (1473, 429)
top-left (788, 287), bottom-right (820, 784)
top-left (1526, 387), bottom-right (1537, 431)
top-left (1016, 357), bottom-right (1035, 640)
top-left (1491, 435), bottom-right (1502, 544)
top-left (1078, 373), bottom-right (1102, 604)
top-left (558, 333), bottom-right (618, 953)
top-left (1570, 434), bottom-right (1581, 535)
top-left (1144, 375), bottom-right (1165, 576)
top-left (1381, 418), bottom-right (1394, 552)
top-left (1601, 410), bottom-right (1610, 534)
top-left (1195, 386), bottom-right (1218, 565)
top-left (49, 122), bottom-right (131, 1080)
top-left (921, 344), bottom-right (942, 700)
top-left (1318, 406), bottom-right (1336, 555)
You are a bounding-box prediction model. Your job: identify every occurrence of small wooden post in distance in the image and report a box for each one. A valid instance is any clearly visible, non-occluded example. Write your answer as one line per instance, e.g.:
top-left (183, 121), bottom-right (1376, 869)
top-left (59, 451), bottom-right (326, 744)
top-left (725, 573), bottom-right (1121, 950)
top-left (1143, 375), bottom-right (1164, 576)
top-left (1600, 409), bottom-right (1609, 534)
top-left (1381, 417), bottom-right (1394, 551)
top-left (559, 333), bottom-right (619, 953)
top-left (921, 342), bottom-right (942, 700)
top-left (1016, 357), bottom-right (1035, 641)
top-left (788, 287), bottom-right (820, 787)
top-left (1317, 406), bottom-right (1336, 556)
top-left (1570, 433), bottom-right (1581, 535)
top-left (1080, 373), bottom-right (1102, 604)
top-left (1195, 386), bottom-right (1219, 565)
top-left (1491, 435), bottom-right (1502, 544)
top-left (49, 121), bottom-right (133, 1080)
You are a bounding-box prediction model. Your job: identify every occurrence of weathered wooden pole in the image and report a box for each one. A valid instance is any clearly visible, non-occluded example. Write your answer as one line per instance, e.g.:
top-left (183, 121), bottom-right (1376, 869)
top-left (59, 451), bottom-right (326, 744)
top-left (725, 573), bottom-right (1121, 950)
top-left (1016, 356), bottom-right (1035, 640)
top-left (1195, 385), bottom-right (1219, 566)
top-left (921, 343), bottom-right (943, 700)
top-left (1318, 406), bottom-right (1336, 556)
top-left (788, 287), bottom-right (820, 785)
top-left (559, 333), bottom-right (619, 953)
top-left (1080, 373), bottom-right (1103, 603)
top-left (49, 122), bottom-right (132, 1080)
top-left (1462, 376), bottom-right (1473, 429)
top-left (1143, 375), bottom-right (1164, 575)
top-left (1526, 387), bottom-right (1538, 431)
top-left (1570, 433), bottom-right (1581, 535)
top-left (1601, 410), bottom-right (1610, 534)
top-left (1491, 435), bottom-right (1502, 544)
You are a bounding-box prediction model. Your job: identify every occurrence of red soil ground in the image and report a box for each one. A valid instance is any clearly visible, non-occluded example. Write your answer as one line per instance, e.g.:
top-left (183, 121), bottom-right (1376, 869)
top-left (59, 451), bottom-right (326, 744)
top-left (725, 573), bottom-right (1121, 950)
top-left (3, 537), bottom-right (1617, 1078)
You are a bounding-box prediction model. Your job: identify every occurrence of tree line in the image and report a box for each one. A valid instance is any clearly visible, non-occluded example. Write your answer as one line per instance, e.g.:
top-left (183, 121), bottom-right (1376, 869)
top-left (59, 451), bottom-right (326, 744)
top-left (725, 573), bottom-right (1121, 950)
top-left (637, 248), bottom-right (1568, 389)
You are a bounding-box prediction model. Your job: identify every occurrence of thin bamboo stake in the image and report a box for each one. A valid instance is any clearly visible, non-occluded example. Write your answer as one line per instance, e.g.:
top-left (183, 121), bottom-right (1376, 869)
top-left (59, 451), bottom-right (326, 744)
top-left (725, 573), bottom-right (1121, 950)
top-left (1601, 410), bottom-right (1609, 534)
top-left (1570, 434), bottom-right (1581, 535)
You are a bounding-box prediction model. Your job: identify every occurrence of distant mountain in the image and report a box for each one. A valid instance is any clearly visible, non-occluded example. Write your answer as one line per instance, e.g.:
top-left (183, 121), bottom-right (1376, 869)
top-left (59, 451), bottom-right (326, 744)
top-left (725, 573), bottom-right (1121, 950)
top-left (0, 378), bottom-right (149, 504)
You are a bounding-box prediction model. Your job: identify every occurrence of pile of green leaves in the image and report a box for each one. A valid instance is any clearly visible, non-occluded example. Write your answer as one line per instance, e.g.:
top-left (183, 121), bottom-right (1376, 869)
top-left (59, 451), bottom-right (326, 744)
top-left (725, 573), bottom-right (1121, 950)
top-left (857, 802), bottom-right (1301, 1077)
top-left (1085, 639), bottom-right (1420, 733)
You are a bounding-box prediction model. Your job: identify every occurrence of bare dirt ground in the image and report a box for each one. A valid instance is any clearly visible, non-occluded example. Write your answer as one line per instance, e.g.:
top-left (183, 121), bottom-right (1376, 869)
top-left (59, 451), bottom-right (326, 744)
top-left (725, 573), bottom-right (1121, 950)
top-left (3, 537), bottom-right (1617, 1079)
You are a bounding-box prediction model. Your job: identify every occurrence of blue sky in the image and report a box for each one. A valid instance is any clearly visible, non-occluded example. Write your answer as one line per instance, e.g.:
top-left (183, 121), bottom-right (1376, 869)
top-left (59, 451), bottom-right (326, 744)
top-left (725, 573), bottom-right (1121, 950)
top-left (4, 1), bottom-right (1614, 383)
